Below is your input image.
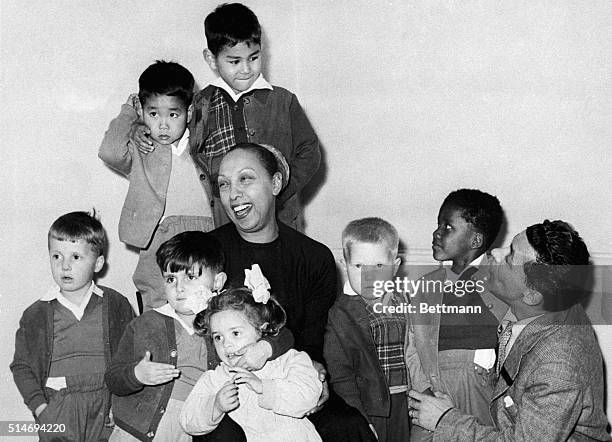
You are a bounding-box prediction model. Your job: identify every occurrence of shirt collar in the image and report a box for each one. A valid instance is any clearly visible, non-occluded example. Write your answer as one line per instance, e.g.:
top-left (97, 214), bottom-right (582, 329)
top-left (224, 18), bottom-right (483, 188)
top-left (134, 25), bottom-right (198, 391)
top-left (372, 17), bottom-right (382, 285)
top-left (41, 281), bottom-right (102, 301)
top-left (171, 128), bottom-right (190, 156)
top-left (211, 74), bottom-right (273, 102)
top-left (500, 309), bottom-right (543, 356)
top-left (41, 282), bottom-right (102, 321)
top-left (154, 303), bottom-right (195, 335)
top-left (343, 280), bottom-right (360, 297)
top-left (445, 254), bottom-right (485, 281)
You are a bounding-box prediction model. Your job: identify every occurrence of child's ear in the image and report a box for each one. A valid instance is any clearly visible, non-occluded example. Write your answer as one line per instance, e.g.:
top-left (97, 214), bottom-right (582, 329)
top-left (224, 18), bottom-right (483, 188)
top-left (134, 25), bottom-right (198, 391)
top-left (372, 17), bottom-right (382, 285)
top-left (213, 272), bottom-right (227, 292)
top-left (471, 232), bottom-right (484, 250)
top-left (203, 49), bottom-right (218, 73)
top-left (94, 255), bottom-right (105, 273)
top-left (186, 104), bottom-right (194, 124)
top-left (392, 256), bottom-right (402, 275)
top-left (259, 322), bottom-right (269, 333)
top-left (271, 172), bottom-right (283, 196)
top-left (339, 257), bottom-right (347, 273)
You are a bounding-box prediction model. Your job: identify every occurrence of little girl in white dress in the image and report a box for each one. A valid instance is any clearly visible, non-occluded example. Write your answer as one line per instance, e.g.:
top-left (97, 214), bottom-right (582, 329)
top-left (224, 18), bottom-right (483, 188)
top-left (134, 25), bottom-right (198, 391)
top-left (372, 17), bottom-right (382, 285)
top-left (180, 285), bottom-right (322, 441)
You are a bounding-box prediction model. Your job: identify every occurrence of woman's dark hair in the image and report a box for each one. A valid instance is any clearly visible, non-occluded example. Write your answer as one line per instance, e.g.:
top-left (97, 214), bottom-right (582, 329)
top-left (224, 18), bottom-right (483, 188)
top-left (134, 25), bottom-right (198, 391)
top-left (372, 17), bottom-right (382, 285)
top-left (232, 142), bottom-right (280, 177)
top-left (194, 287), bottom-right (286, 337)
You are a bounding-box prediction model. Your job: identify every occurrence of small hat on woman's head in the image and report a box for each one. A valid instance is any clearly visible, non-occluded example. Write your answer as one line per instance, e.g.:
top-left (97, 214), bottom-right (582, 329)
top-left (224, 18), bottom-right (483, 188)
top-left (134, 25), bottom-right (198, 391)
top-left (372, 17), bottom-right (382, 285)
top-left (260, 144), bottom-right (290, 190)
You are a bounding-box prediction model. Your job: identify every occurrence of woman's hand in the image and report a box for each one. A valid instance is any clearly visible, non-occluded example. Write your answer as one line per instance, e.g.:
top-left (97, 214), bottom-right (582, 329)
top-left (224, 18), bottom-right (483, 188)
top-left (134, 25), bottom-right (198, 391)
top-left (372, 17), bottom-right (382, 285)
top-left (232, 341), bottom-right (272, 371)
top-left (229, 366), bottom-right (263, 394)
top-left (306, 360), bottom-right (329, 415)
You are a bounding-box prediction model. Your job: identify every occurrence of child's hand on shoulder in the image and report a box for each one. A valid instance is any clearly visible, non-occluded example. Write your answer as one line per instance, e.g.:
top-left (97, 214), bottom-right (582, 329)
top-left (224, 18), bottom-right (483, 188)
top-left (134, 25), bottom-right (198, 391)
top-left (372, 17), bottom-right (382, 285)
top-left (213, 381), bottom-right (240, 417)
top-left (134, 351), bottom-right (180, 386)
top-left (125, 93), bottom-right (142, 114)
top-left (229, 366), bottom-right (263, 394)
top-left (124, 94), bottom-right (154, 154)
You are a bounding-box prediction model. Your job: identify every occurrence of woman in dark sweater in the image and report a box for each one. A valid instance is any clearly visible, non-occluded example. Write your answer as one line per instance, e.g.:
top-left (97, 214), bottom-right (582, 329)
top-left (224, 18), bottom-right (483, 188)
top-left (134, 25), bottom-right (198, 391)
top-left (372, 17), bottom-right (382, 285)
top-left (200, 143), bottom-right (375, 442)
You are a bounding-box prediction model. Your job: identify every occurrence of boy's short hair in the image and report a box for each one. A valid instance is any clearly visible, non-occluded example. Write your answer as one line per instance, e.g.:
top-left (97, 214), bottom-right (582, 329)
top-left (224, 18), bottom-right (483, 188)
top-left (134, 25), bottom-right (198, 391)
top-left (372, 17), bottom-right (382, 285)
top-left (156, 231), bottom-right (224, 275)
top-left (525, 219), bottom-right (590, 312)
top-left (342, 217), bottom-right (399, 260)
top-left (138, 60), bottom-right (195, 108)
top-left (48, 211), bottom-right (107, 257)
top-left (442, 189), bottom-right (503, 250)
top-left (204, 3), bottom-right (261, 55)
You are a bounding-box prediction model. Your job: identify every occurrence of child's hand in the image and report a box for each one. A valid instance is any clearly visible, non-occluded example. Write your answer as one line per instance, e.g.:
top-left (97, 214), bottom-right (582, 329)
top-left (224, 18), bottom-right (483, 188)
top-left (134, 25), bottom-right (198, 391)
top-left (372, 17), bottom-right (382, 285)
top-left (124, 95), bottom-right (154, 154)
top-left (129, 123), bottom-right (154, 154)
top-left (134, 351), bottom-right (180, 386)
top-left (232, 341), bottom-right (272, 371)
top-left (213, 381), bottom-right (240, 416)
top-left (125, 93), bottom-right (142, 114)
top-left (229, 366), bottom-right (263, 394)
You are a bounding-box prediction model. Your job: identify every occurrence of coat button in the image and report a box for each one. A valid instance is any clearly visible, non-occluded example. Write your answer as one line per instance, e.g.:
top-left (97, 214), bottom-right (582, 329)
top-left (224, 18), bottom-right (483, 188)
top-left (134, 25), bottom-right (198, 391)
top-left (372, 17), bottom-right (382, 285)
top-left (233, 105), bottom-right (239, 111)
top-left (248, 129), bottom-right (255, 136)
top-left (170, 350), bottom-right (178, 358)
top-left (199, 173), bottom-right (206, 180)
top-left (159, 408), bottom-right (165, 414)
top-left (244, 97), bottom-right (250, 104)
top-left (147, 431), bottom-right (155, 438)
top-left (487, 304), bottom-right (493, 309)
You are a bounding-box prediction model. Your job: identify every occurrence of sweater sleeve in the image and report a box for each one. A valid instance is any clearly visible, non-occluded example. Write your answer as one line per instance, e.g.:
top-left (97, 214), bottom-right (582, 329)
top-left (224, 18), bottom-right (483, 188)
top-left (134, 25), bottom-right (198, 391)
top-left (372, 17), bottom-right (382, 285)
top-left (323, 308), bottom-right (367, 419)
top-left (261, 327), bottom-right (295, 360)
top-left (300, 246), bottom-right (337, 363)
top-left (104, 319), bottom-right (144, 396)
top-left (405, 328), bottom-right (432, 393)
top-left (180, 368), bottom-right (226, 435)
top-left (98, 104), bottom-right (139, 176)
top-left (10, 311), bottom-right (47, 414)
top-left (277, 94), bottom-right (320, 207)
top-left (257, 350), bottom-right (322, 418)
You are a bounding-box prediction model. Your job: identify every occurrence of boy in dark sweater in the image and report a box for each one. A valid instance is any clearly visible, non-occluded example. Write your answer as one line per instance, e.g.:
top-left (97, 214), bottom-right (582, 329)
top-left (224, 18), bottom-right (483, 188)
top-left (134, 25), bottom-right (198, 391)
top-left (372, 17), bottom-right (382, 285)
top-left (11, 211), bottom-right (134, 441)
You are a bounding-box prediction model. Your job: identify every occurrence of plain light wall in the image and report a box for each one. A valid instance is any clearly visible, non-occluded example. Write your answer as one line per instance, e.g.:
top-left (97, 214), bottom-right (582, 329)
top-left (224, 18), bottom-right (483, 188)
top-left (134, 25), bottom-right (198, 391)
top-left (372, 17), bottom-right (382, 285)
top-left (2, 0), bottom-right (611, 429)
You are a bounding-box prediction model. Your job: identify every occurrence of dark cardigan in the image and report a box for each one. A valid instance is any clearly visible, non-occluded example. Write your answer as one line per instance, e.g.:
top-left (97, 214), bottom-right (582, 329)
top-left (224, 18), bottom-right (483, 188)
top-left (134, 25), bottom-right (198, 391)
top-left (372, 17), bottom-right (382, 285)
top-left (10, 286), bottom-right (134, 415)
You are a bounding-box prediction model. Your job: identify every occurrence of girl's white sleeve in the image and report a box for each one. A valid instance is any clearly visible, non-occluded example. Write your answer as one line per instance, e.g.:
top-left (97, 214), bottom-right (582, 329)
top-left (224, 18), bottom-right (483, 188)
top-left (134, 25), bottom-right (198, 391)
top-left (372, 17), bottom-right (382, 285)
top-left (257, 349), bottom-right (322, 418)
top-left (180, 367), bottom-right (225, 435)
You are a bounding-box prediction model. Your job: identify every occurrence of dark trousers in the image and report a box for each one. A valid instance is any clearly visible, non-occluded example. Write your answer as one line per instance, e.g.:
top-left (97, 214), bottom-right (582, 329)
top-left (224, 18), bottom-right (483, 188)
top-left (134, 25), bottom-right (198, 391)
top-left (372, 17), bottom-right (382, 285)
top-left (193, 391), bottom-right (376, 442)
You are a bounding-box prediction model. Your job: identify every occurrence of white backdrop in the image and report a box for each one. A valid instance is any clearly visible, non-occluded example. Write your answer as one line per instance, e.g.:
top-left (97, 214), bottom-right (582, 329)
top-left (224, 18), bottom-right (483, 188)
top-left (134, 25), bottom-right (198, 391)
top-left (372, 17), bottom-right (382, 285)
top-left (2, 0), bottom-right (611, 431)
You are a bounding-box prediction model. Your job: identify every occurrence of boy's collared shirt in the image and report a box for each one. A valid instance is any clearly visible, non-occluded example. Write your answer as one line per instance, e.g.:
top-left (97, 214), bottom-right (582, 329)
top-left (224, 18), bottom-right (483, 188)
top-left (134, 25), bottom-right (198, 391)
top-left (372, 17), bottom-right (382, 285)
top-left (154, 303), bottom-right (195, 335)
top-left (40, 281), bottom-right (102, 321)
top-left (443, 254), bottom-right (484, 282)
top-left (210, 74), bottom-right (273, 102)
top-left (170, 128), bottom-right (190, 156)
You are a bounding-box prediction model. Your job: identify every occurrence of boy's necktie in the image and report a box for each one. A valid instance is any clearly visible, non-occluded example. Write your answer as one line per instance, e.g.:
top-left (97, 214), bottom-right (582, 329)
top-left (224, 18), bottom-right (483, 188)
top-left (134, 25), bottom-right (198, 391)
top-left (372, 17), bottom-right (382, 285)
top-left (496, 321), bottom-right (514, 374)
